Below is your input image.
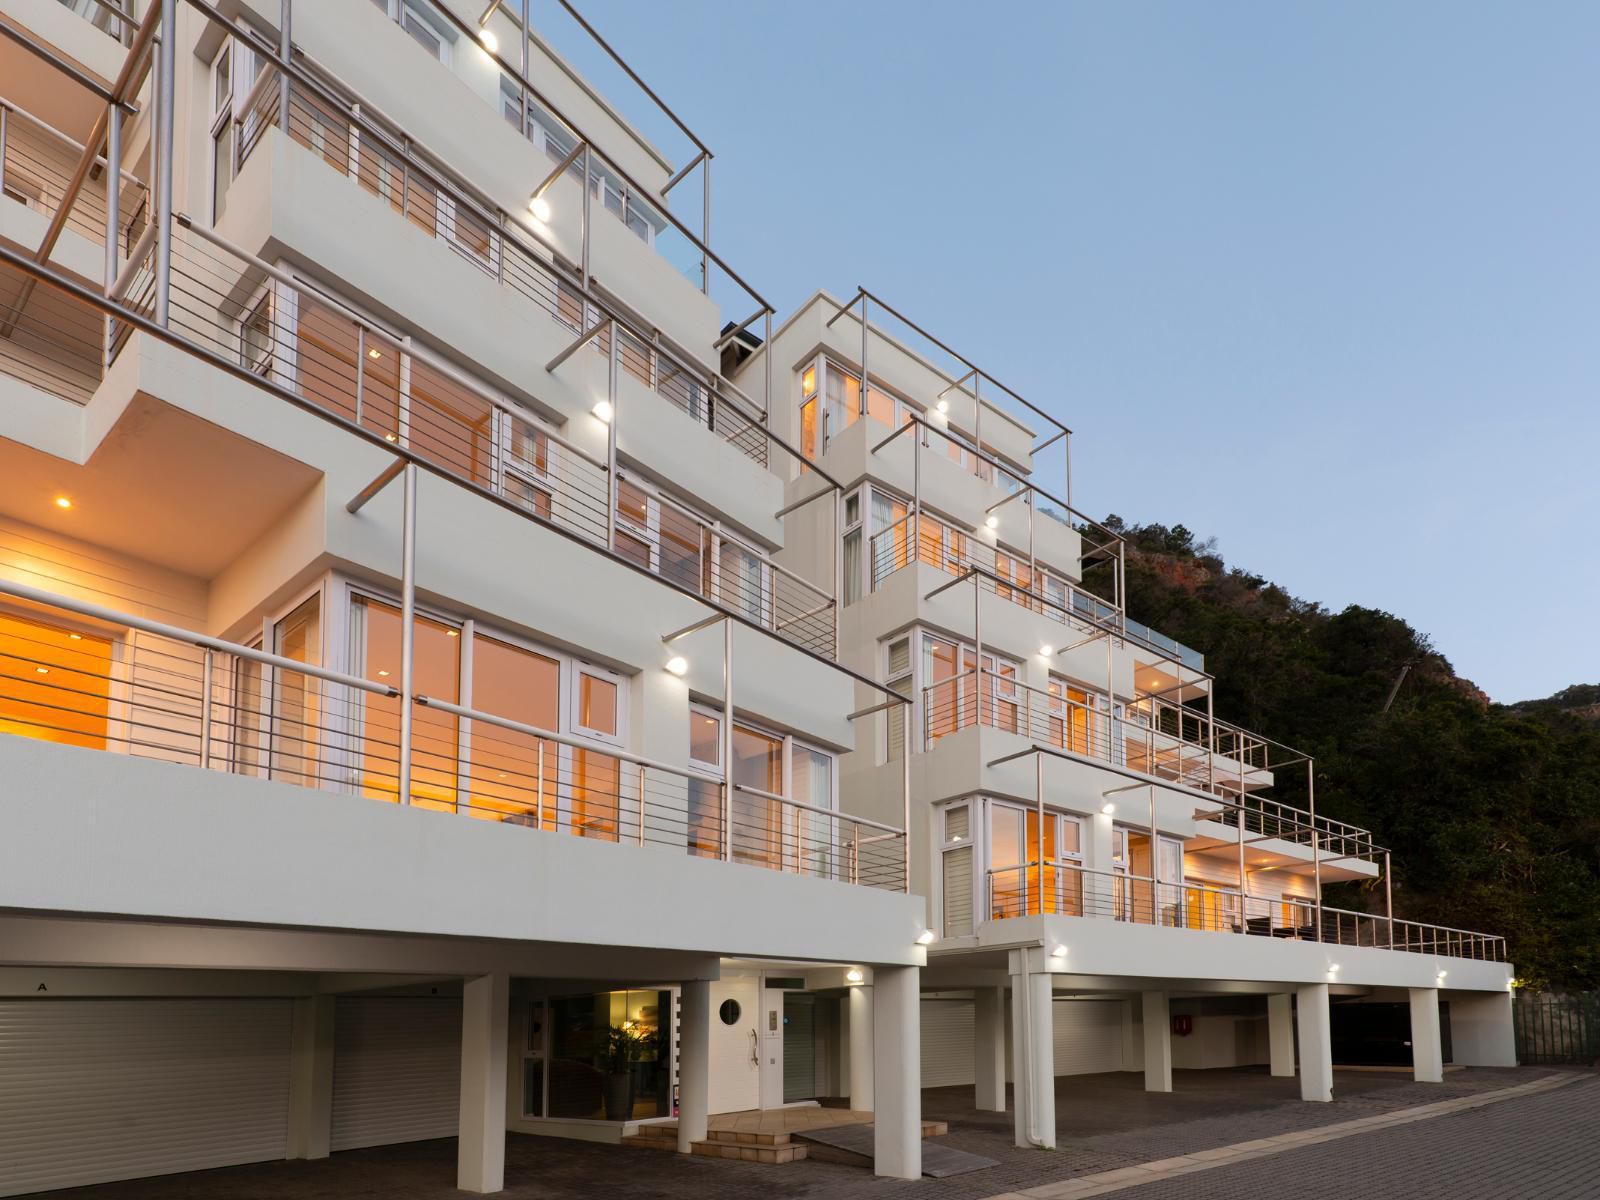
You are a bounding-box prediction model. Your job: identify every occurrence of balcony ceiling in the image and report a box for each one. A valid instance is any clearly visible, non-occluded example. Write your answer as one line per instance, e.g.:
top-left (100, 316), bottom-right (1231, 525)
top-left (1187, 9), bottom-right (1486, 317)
top-left (0, 37), bottom-right (111, 145)
top-left (0, 392), bottom-right (321, 577)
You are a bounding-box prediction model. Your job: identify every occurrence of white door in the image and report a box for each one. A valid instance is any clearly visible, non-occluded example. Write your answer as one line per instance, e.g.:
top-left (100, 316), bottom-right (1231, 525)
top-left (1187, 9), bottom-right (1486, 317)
top-left (0, 998), bottom-right (293, 1197)
top-left (707, 977), bottom-right (761, 1114)
top-left (331, 996), bottom-right (461, 1151)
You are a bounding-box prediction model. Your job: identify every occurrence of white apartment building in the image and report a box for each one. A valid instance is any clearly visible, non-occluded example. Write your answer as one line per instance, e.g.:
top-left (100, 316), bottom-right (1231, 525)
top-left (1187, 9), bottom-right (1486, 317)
top-left (0, 1), bottom-right (1518, 1197)
top-left (728, 288), bottom-right (1518, 1147)
top-left (0, 0), bottom-right (929, 1194)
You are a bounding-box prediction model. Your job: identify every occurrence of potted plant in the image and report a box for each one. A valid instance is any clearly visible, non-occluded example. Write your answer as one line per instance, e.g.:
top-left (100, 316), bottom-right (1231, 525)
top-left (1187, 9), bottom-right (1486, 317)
top-left (601, 1023), bottom-right (654, 1121)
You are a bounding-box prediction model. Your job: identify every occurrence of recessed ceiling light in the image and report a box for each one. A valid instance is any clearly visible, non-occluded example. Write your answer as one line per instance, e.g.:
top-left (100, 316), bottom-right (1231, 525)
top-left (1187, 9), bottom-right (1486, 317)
top-left (53, 496), bottom-right (72, 510)
top-left (35, 666), bottom-right (49, 675)
top-left (68, 633), bottom-right (82, 641)
top-left (377, 669), bottom-right (390, 677)
top-left (367, 348), bottom-right (382, 360)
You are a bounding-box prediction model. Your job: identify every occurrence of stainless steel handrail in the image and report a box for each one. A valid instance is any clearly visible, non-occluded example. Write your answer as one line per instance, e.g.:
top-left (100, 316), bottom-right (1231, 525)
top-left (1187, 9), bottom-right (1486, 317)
top-left (732, 781), bottom-right (904, 837)
top-left (0, 577), bottom-right (398, 697)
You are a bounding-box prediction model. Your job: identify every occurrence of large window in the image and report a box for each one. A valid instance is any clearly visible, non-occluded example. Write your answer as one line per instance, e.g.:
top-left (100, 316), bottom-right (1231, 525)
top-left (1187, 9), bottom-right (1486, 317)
top-left (349, 594), bottom-right (460, 809)
top-left (921, 632), bottom-right (1020, 744)
top-left (464, 632), bottom-right (560, 826)
top-left (691, 706), bottom-right (838, 875)
top-left (0, 611), bottom-right (112, 750)
top-left (525, 990), bottom-right (671, 1122)
top-left (987, 800), bottom-right (1083, 920)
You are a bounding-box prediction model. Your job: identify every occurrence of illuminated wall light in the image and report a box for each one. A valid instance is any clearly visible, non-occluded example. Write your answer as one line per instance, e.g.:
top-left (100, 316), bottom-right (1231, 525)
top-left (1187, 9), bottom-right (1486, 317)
top-left (916, 929), bottom-right (935, 945)
top-left (592, 400), bottom-right (614, 423)
top-left (529, 195), bottom-right (552, 222)
top-left (845, 967), bottom-right (864, 984)
top-left (1049, 944), bottom-right (1068, 959)
top-left (1327, 963), bottom-right (1341, 975)
top-left (1039, 644), bottom-right (1055, 658)
top-left (53, 497), bottom-right (73, 510)
top-left (664, 655), bottom-right (688, 677)
top-left (984, 515), bottom-right (999, 530)
top-left (936, 399), bottom-right (949, 414)
top-left (478, 28), bottom-right (498, 53)
top-left (377, 669), bottom-right (390, 677)
top-left (1101, 801), bottom-right (1116, 815)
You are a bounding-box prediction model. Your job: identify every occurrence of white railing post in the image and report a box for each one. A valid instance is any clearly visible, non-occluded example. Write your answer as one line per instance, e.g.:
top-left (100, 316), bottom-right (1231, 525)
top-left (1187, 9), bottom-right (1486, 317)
top-left (153, 0), bottom-right (176, 325)
top-left (605, 322), bottom-right (618, 551)
top-left (902, 701), bottom-right (911, 894)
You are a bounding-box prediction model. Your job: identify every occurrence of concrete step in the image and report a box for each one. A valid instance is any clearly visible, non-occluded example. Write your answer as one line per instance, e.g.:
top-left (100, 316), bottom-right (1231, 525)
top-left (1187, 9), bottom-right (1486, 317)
top-left (620, 1128), bottom-right (809, 1164)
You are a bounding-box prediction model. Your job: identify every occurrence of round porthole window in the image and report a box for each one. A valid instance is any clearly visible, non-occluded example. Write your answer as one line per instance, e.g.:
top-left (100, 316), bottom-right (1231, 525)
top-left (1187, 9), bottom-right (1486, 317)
top-left (718, 999), bottom-right (742, 1026)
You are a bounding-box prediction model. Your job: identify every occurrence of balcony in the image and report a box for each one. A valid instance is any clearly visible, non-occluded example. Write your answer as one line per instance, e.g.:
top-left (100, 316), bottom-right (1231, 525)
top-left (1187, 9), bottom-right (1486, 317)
top-left (870, 511), bottom-right (1204, 672)
top-left (978, 862), bottom-right (1506, 962)
top-left (924, 666), bottom-right (1285, 805)
top-left (0, 579), bottom-right (907, 891)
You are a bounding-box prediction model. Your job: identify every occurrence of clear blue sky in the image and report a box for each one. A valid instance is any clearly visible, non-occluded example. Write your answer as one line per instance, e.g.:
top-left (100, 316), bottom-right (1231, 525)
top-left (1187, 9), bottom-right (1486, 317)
top-left (559, 1), bottom-right (1600, 703)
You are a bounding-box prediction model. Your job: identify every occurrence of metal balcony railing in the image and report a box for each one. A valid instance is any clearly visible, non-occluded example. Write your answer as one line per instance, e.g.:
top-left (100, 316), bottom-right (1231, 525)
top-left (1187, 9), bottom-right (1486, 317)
top-left (982, 862), bottom-right (1506, 962)
top-left (227, 67), bottom-right (768, 465)
top-left (0, 579), bottom-right (906, 891)
top-left (53, 0), bottom-right (138, 45)
top-left (101, 215), bottom-right (835, 658)
top-left (0, 98), bottom-right (151, 255)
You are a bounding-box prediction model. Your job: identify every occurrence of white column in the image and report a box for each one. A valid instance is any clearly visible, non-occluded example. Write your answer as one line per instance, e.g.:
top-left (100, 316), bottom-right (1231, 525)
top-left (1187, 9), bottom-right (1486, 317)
top-left (1449, 991), bottom-right (1518, 1066)
top-left (848, 980), bottom-right (874, 1112)
top-left (1409, 988), bottom-right (1444, 1083)
top-left (973, 985), bottom-right (1007, 1112)
top-left (1009, 952), bottom-right (1055, 1150)
top-left (872, 965), bottom-right (921, 1180)
top-left (1296, 983), bottom-right (1333, 1102)
top-left (677, 980), bottom-right (710, 1153)
top-left (458, 973), bottom-right (510, 1194)
top-left (286, 995), bottom-right (335, 1160)
top-left (1142, 991), bottom-right (1172, 1093)
top-left (1267, 993), bottom-right (1296, 1078)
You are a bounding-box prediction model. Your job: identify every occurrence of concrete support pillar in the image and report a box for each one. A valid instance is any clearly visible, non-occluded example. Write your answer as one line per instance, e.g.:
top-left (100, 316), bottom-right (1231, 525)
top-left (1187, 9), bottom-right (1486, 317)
top-left (973, 985), bottom-right (1007, 1112)
top-left (458, 973), bottom-right (510, 1194)
top-left (286, 995), bottom-right (335, 1159)
top-left (1449, 990), bottom-right (1518, 1066)
top-left (1009, 953), bottom-right (1055, 1149)
top-left (871, 965), bottom-right (921, 1180)
top-left (1267, 993), bottom-right (1296, 1078)
top-left (848, 981), bottom-right (874, 1112)
top-left (1295, 984), bottom-right (1333, 1102)
top-left (1409, 988), bottom-right (1444, 1083)
top-left (1142, 991), bottom-right (1172, 1093)
top-left (677, 980), bottom-right (710, 1153)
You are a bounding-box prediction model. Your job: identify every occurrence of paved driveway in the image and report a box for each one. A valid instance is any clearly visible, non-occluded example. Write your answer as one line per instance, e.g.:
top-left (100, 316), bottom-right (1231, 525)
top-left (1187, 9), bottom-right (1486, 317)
top-left (33, 1067), bottom-right (1589, 1200)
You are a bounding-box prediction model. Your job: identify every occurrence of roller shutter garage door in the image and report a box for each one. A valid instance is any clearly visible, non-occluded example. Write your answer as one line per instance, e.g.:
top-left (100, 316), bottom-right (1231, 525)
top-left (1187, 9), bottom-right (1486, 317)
top-left (331, 996), bottom-right (462, 1152)
top-left (1052, 999), bottom-right (1124, 1075)
top-left (0, 998), bottom-right (294, 1198)
top-left (921, 998), bottom-right (977, 1088)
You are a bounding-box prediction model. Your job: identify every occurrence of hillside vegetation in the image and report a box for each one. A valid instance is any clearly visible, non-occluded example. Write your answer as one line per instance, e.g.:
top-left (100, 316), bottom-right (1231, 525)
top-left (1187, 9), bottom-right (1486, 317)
top-left (1084, 518), bottom-right (1600, 989)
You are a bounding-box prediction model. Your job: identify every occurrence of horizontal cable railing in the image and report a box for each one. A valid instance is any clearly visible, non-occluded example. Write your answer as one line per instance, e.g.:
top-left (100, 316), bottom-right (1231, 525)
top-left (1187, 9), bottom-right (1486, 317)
top-left (51, 0), bottom-right (137, 46)
top-left (0, 256), bottom-right (106, 404)
top-left (982, 863), bottom-right (1504, 961)
top-left (136, 215), bottom-right (834, 658)
top-left (0, 98), bottom-right (150, 255)
top-left (0, 580), bottom-right (898, 891)
top-left (870, 510), bottom-right (1118, 632)
top-left (228, 66), bottom-right (768, 466)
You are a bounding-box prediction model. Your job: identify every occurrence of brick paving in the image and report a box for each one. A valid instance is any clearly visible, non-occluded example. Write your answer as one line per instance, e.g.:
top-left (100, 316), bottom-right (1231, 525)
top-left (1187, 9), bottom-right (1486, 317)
top-left (35, 1066), bottom-right (1589, 1200)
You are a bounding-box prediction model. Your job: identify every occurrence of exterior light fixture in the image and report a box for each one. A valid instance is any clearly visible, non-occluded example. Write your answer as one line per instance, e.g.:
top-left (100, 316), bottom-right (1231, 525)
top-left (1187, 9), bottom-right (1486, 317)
top-left (377, 669), bottom-right (390, 677)
top-left (984, 515), bottom-right (999, 530)
top-left (478, 28), bottom-right (498, 53)
top-left (53, 496), bottom-right (72, 510)
top-left (367, 347), bottom-right (382, 360)
top-left (1436, 970), bottom-right (1448, 982)
top-left (68, 633), bottom-right (81, 641)
top-left (845, 967), bottom-right (864, 984)
top-left (1327, 963), bottom-right (1341, 974)
top-left (385, 433), bottom-right (399, 442)
top-left (936, 399), bottom-right (949, 414)
top-left (664, 655), bottom-right (688, 677)
top-left (1039, 644), bottom-right (1055, 658)
top-left (1101, 801), bottom-right (1116, 815)
top-left (592, 400), bottom-right (614, 423)
top-left (916, 929), bottom-right (936, 945)
top-left (34, 667), bottom-right (49, 675)
top-left (1049, 944), bottom-right (1068, 959)
top-left (529, 195), bottom-right (552, 222)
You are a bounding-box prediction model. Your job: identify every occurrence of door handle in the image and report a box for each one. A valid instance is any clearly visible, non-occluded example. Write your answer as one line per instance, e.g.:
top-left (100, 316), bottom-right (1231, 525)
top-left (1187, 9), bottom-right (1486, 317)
top-left (748, 1028), bottom-right (759, 1067)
